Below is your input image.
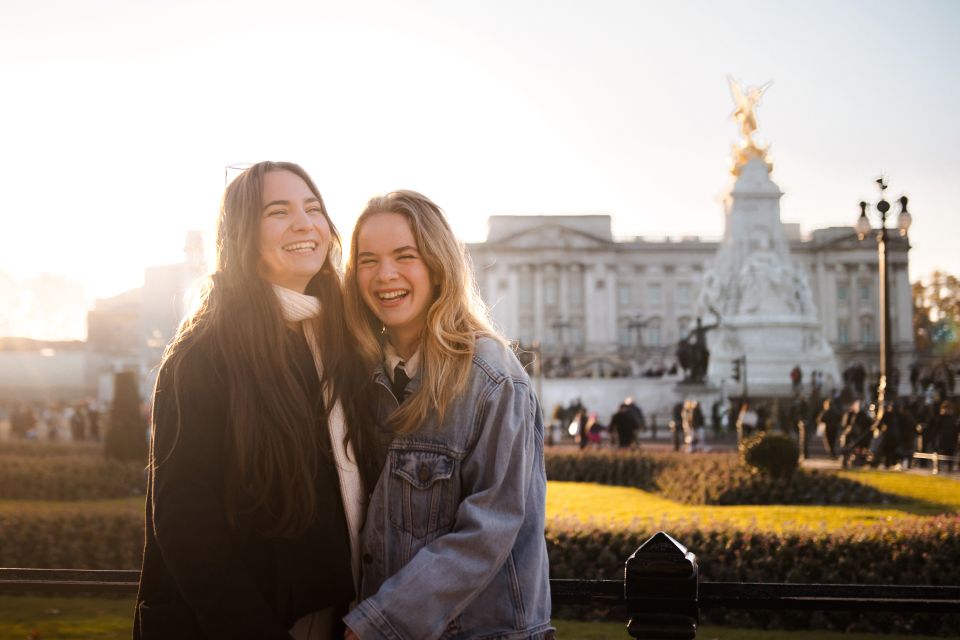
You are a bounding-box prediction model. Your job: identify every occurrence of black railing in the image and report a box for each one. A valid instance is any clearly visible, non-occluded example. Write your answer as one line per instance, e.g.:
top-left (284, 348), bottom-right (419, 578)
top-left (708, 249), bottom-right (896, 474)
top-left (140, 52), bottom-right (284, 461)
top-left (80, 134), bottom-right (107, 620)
top-left (2, 532), bottom-right (959, 639)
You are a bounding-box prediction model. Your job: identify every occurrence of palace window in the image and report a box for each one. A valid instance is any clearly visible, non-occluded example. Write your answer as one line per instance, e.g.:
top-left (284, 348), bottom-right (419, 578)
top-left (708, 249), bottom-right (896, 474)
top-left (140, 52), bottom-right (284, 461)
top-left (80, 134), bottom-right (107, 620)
top-left (569, 274), bottom-right (583, 306)
top-left (677, 283), bottom-right (691, 306)
top-left (544, 279), bottom-right (558, 306)
top-left (618, 322), bottom-right (631, 347)
top-left (860, 316), bottom-right (875, 344)
top-left (647, 283), bottom-right (662, 307)
top-left (837, 319), bottom-right (849, 344)
top-left (518, 270), bottom-right (534, 309)
top-left (645, 318), bottom-right (662, 347)
top-left (837, 283), bottom-right (849, 304)
top-left (618, 283), bottom-right (632, 308)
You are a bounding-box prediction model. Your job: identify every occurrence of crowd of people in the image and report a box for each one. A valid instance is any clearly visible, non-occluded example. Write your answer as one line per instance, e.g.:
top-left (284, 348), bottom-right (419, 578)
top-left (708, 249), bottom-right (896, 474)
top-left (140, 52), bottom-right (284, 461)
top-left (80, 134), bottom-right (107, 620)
top-left (0, 400), bottom-right (104, 442)
top-left (545, 359), bottom-right (959, 473)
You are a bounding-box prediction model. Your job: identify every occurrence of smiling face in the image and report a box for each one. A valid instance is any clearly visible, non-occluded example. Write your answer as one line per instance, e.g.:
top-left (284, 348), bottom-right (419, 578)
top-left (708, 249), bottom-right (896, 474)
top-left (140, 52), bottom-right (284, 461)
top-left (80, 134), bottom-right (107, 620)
top-left (355, 212), bottom-right (434, 354)
top-left (257, 170), bottom-right (331, 293)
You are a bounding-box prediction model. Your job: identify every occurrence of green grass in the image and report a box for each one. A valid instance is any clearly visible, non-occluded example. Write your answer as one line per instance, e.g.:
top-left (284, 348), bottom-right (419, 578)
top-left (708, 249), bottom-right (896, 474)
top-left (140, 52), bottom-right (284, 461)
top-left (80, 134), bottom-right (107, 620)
top-left (1, 598), bottom-right (955, 640)
top-left (0, 596), bottom-right (133, 640)
top-left (546, 470), bottom-right (960, 533)
top-left (555, 618), bottom-right (960, 639)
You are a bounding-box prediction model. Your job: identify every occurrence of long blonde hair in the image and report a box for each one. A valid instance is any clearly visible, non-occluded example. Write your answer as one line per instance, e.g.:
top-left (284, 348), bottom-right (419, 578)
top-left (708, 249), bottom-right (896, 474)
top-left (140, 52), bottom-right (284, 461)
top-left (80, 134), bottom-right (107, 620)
top-left (344, 190), bottom-right (503, 433)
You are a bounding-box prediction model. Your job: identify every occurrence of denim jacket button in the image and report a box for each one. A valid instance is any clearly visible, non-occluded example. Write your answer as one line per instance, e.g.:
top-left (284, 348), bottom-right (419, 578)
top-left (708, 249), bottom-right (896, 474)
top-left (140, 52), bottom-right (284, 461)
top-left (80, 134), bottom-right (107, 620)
top-left (418, 463), bottom-right (430, 484)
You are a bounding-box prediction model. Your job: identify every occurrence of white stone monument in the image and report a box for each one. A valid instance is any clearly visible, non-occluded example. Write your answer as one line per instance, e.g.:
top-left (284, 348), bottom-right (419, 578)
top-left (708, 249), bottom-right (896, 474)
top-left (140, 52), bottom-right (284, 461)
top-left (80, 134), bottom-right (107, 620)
top-left (698, 78), bottom-right (840, 396)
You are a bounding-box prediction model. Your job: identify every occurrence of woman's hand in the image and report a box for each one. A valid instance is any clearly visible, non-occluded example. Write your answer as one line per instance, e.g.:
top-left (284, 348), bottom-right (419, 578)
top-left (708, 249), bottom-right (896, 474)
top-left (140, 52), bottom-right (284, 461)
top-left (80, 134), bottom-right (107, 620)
top-left (344, 627), bottom-right (359, 640)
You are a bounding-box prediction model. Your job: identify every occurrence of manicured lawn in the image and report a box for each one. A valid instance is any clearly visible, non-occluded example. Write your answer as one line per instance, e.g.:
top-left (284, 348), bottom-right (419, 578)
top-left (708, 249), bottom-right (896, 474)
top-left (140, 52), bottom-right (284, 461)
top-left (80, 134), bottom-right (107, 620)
top-left (546, 470), bottom-right (959, 533)
top-left (1, 598), bottom-right (956, 640)
top-left (0, 596), bottom-right (133, 640)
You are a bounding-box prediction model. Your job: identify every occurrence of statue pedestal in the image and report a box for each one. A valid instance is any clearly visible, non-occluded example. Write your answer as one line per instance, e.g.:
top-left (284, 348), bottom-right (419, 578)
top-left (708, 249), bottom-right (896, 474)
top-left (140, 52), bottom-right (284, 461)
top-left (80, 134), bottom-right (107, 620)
top-left (672, 381), bottom-right (722, 408)
top-left (699, 158), bottom-right (840, 397)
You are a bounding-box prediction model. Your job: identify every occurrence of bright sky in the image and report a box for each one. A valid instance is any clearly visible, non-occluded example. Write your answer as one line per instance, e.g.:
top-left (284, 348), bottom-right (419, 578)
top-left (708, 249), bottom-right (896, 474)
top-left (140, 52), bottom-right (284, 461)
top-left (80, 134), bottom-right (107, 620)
top-left (1, 0), bottom-right (958, 340)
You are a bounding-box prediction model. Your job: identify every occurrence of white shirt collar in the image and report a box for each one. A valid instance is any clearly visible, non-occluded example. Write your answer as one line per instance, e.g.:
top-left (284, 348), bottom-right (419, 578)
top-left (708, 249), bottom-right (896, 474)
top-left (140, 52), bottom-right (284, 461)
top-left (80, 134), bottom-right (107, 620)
top-left (384, 341), bottom-right (422, 383)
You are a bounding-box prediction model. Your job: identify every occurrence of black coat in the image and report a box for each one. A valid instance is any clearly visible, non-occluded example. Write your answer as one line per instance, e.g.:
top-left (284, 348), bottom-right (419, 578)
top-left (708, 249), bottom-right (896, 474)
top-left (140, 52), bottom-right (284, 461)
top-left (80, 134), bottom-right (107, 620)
top-left (134, 331), bottom-right (354, 640)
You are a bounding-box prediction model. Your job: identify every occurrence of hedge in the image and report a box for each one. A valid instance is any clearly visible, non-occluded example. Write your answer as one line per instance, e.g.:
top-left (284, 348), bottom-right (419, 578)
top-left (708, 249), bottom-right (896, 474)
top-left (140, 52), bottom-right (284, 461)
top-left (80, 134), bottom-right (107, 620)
top-left (545, 450), bottom-right (895, 506)
top-left (1, 507), bottom-right (957, 634)
top-left (0, 455), bottom-right (146, 501)
top-left (0, 509), bottom-right (143, 570)
top-left (545, 450), bottom-right (662, 491)
top-left (546, 516), bottom-right (960, 635)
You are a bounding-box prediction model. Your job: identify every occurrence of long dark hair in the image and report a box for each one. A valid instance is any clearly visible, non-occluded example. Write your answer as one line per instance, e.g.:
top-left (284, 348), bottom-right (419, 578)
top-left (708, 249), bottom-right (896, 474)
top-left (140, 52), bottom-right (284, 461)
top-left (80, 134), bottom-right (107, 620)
top-left (157, 161), bottom-right (375, 538)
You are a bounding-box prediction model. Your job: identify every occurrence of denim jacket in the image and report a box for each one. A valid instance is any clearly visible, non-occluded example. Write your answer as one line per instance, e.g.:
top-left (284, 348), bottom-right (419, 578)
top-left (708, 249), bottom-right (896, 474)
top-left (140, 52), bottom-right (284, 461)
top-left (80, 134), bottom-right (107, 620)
top-left (344, 337), bottom-right (553, 640)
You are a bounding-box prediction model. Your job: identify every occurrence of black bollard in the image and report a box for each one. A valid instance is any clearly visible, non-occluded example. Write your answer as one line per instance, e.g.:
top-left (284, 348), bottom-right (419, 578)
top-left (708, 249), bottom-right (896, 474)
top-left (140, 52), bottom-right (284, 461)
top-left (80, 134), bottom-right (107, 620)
top-left (624, 532), bottom-right (698, 639)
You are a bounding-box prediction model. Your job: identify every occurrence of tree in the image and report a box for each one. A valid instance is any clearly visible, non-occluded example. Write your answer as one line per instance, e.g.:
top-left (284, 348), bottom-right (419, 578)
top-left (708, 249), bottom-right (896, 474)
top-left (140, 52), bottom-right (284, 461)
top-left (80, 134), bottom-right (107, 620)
top-left (913, 270), bottom-right (960, 359)
top-left (105, 370), bottom-right (148, 462)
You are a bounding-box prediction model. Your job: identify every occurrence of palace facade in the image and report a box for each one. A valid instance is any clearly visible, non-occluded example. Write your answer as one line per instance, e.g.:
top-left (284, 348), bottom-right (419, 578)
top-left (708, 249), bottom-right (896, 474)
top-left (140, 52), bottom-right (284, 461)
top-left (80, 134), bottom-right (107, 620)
top-left (466, 215), bottom-right (913, 383)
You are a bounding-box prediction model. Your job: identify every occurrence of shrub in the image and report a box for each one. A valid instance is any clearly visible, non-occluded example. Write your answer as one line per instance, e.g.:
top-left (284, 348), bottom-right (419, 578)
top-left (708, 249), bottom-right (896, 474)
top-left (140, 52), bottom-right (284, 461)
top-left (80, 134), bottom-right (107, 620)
top-left (544, 449), bottom-right (893, 506)
top-left (654, 454), bottom-right (893, 506)
top-left (104, 371), bottom-right (148, 463)
top-left (739, 432), bottom-right (799, 478)
top-left (0, 454), bottom-right (145, 500)
top-left (544, 450), bottom-right (663, 490)
top-left (0, 509), bottom-right (144, 570)
top-left (547, 517), bottom-right (960, 635)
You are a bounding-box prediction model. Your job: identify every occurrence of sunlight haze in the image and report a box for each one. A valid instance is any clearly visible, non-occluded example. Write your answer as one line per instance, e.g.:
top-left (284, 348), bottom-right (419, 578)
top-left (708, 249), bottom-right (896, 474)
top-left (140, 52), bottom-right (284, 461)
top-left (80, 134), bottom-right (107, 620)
top-left (1, 0), bottom-right (958, 340)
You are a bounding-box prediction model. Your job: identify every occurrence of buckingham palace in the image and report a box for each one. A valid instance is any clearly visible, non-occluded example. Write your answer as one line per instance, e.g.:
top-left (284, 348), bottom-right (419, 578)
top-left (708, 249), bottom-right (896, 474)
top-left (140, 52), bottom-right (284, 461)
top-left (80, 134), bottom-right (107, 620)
top-left (465, 214), bottom-right (913, 383)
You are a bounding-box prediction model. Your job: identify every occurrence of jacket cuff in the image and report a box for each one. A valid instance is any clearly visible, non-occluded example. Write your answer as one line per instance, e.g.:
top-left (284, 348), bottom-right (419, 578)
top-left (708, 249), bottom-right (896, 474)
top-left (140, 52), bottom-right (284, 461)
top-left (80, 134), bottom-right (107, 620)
top-left (343, 600), bottom-right (405, 640)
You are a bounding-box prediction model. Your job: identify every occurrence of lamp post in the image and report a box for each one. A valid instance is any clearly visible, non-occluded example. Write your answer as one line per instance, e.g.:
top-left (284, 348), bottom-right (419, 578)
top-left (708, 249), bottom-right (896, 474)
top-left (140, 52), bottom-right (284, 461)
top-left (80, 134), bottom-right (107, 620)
top-left (627, 315), bottom-right (649, 375)
top-left (855, 176), bottom-right (912, 408)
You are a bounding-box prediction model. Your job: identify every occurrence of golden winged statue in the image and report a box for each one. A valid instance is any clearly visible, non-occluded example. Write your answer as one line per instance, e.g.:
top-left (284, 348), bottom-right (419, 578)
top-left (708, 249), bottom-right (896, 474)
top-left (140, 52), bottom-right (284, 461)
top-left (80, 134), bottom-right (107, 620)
top-left (727, 75), bottom-right (774, 175)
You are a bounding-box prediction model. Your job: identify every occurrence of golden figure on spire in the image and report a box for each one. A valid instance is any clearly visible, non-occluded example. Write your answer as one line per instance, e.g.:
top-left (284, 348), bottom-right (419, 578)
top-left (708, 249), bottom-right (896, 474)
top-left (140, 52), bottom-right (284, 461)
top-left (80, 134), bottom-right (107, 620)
top-left (727, 75), bottom-right (773, 176)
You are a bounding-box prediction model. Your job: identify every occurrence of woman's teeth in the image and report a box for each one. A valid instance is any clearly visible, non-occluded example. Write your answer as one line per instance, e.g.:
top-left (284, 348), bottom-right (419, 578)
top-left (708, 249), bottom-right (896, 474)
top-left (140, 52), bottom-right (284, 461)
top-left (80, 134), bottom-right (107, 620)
top-left (378, 290), bottom-right (408, 301)
top-left (283, 241), bottom-right (317, 252)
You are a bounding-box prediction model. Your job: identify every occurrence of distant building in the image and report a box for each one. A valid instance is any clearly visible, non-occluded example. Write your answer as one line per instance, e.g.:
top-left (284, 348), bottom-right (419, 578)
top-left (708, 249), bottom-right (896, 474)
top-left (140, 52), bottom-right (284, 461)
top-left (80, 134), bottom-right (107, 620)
top-left (85, 231), bottom-right (206, 401)
top-left (0, 338), bottom-right (89, 402)
top-left (466, 215), bottom-right (913, 386)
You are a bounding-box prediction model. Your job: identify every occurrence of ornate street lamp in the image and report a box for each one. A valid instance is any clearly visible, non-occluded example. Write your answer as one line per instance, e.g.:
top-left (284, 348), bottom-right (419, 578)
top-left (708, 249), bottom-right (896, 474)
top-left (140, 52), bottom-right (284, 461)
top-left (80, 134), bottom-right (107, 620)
top-left (626, 315), bottom-right (649, 372)
top-left (855, 177), bottom-right (912, 407)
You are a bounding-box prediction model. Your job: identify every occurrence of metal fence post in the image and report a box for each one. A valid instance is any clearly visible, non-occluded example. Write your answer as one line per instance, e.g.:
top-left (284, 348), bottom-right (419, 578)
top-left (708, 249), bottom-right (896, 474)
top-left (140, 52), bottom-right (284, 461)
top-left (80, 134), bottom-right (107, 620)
top-left (624, 531), bottom-right (699, 639)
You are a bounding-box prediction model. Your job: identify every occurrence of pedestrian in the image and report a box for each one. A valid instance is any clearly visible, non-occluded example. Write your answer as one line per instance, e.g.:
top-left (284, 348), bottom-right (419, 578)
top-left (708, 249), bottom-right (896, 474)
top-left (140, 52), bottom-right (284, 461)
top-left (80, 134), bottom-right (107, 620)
top-left (816, 398), bottom-right (843, 458)
top-left (610, 400), bottom-right (640, 448)
top-left (670, 401), bottom-right (683, 452)
top-left (897, 402), bottom-right (919, 469)
top-left (932, 401), bottom-right (958, 473)
top-left (839, 399), bottom-right (872, 468)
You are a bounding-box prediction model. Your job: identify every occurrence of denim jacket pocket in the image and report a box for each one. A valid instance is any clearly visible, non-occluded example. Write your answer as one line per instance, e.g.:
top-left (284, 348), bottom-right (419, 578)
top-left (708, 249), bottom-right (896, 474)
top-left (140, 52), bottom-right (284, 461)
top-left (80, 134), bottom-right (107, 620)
top-left (389, 449), bottom-right (457, 539)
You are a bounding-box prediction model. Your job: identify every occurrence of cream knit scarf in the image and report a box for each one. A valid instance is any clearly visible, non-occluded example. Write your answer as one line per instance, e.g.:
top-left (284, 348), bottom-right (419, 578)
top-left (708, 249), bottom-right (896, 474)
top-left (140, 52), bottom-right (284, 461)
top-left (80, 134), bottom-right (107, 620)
top-left (273, 285), bottom-right (363, 592)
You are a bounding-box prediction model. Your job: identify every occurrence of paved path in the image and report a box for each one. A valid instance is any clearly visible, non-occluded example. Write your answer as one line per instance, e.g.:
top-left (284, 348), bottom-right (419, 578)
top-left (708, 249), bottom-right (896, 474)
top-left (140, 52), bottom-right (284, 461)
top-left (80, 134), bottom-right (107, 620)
top-left (550, 433), bottom-right (960, 479)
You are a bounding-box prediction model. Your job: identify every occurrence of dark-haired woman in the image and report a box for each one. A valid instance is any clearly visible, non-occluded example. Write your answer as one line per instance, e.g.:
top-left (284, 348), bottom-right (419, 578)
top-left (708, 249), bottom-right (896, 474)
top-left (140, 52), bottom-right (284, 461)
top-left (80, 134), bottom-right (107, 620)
top-left (135, 162), bottom-right (375, 640)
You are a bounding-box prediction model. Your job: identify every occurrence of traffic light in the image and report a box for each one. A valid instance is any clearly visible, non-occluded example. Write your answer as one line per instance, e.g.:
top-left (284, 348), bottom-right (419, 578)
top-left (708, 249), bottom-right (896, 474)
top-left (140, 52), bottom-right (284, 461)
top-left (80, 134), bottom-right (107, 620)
top-left (731, 358), bottom-right (742, 382)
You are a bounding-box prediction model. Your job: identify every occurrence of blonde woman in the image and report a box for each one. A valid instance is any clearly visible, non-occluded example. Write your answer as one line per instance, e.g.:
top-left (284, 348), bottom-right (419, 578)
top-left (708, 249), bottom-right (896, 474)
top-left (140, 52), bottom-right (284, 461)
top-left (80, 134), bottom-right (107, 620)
top-left (342, 191), bottom-right (552, 639)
